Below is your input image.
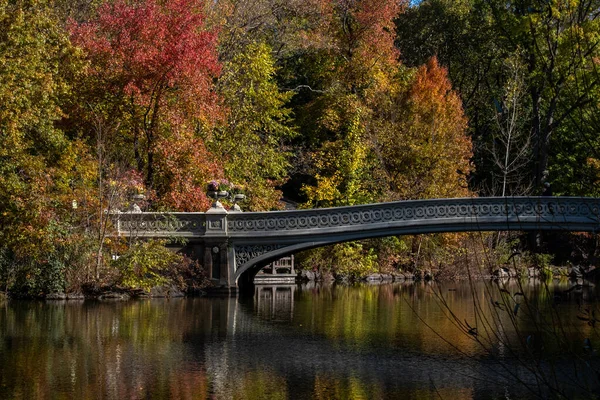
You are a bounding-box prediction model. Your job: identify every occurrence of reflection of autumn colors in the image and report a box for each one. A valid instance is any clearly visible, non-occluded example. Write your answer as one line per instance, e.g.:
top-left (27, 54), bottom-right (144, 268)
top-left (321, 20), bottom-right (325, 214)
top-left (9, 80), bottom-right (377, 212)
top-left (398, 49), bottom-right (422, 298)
top-left (313, 373), bottom-right (381, 399)
top-left (292, 282), bottom-right (484, 355)
top-left (0, 299), bottom-right (215, 399)
top-left (291, 281), bottom-right (600, 359)
top-left (312, 372), bottom-right (474, 400)
top-left (0, 282), bottom-right (598, 399)
top-left (230, 369), bottom-right (288, 400)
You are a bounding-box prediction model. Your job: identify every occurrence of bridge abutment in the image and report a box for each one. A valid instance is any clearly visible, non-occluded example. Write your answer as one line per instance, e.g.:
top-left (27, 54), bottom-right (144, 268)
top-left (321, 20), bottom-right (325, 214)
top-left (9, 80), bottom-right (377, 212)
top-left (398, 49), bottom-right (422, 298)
top-left (202, 207), bottom-right (237, 294)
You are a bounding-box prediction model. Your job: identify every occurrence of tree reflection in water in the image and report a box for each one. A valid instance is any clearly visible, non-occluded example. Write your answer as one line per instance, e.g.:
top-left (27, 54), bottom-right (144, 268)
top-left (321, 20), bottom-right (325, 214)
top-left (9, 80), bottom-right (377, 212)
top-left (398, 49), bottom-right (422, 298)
top-left (0, 281), bottom-right (597, 399)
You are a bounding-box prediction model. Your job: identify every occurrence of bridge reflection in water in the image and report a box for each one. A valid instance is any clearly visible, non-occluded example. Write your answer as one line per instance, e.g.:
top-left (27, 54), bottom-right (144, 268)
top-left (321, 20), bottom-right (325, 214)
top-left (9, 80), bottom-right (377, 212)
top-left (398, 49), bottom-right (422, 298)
top-left (203, 281), bottom-right (600, 399)
top-left (254, 284), bottom-right (296, 320)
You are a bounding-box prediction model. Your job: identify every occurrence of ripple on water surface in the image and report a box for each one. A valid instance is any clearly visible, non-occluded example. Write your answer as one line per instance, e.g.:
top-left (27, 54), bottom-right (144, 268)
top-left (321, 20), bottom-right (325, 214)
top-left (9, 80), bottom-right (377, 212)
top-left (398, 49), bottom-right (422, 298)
top-left (0, 281), bottom-right (599, 399)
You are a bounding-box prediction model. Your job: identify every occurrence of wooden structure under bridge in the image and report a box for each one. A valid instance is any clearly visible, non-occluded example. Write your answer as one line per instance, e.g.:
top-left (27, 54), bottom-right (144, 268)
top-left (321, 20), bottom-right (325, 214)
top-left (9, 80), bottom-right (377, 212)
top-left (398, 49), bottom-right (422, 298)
top-left (254, 256), bottom-right (296, 284)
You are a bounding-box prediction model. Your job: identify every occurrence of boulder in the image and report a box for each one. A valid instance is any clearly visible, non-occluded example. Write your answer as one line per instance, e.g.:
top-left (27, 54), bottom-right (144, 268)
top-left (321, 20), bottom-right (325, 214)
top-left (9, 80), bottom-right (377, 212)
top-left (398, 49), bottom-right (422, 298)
top-left (392, 273), bottom-right (405, 281)
top-left (322, 272), bottom-right (335, 282)
top-left (569, 266), bottom-right (584, 280)
top-left (100, 292), bottom-right (130, 300)
top-left (149, 285), bottom-right (185, 298)
top-left (46, 292), bottom-right (66, 300)
top-left (492, 268), bottom-right (509, 278)
top-left (528, 267), bottom-right (540, 278)
top-left (365, 274), bottom-right (382, 282)
top-left (300, 270), bottom-right (315, 281)
top-left (66, 292), bottom-right (85, 300)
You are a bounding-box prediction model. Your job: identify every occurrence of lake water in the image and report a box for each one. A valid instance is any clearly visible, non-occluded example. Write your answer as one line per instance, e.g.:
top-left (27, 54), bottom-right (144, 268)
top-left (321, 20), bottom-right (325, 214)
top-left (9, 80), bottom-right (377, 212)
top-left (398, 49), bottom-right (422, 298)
top-left (1, 280), bottom-right (599, 399)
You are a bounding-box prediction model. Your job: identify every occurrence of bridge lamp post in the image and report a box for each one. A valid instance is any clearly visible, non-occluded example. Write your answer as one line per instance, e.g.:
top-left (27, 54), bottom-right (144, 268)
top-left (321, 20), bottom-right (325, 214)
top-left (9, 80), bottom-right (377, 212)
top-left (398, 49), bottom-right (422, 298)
top-left (207, 192), bottom-right (246, 211)
top-left (129, 193), bottom-right (145, 213)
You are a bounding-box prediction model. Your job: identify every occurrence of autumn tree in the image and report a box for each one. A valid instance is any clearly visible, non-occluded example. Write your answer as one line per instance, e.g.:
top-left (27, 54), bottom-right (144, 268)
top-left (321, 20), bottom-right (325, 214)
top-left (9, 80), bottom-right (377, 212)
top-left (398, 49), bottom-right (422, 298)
top-left (69, 0), bottom-right (222, 210)
top-left (372, 58), bottom-right (472, 200)
top-left (279, 0), bottom-right (474, 275)
top-left (397, 0), bottom-right (600, 196)
top-left (202, 0), bottom-right (317, 210)
top-left (0, 0), bottom-right (96, 294)
top-left (294, 0), bottom-right (471, 204)
top-left (207, 0), bottom-right (315, 63)
top-left (154, 128), bottom-right (222, 211)
top-left (364, 58), bottom-right (472, 272)
top-left (296, 0), bottom-right (405, 207)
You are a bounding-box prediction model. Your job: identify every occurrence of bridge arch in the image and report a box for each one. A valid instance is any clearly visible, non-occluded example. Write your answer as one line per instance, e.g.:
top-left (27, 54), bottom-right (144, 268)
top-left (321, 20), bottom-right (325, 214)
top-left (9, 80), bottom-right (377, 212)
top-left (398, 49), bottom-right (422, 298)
top-left (233, 242), bottom-right (328, 285)
top-left (229, 196), bottom-right (600, 289)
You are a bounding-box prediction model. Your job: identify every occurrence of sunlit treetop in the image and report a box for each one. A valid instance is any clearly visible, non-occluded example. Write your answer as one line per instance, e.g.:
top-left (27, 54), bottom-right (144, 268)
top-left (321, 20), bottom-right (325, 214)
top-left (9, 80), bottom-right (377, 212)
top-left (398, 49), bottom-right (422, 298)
top-left (69, 0), bottom-right (221, 122)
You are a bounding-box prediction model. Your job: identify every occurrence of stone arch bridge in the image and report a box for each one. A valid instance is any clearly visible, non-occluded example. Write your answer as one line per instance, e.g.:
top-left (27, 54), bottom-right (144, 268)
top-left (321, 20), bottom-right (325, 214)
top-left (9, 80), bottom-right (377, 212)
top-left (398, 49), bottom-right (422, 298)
top-left (114, 197), bottom-right (600, 293)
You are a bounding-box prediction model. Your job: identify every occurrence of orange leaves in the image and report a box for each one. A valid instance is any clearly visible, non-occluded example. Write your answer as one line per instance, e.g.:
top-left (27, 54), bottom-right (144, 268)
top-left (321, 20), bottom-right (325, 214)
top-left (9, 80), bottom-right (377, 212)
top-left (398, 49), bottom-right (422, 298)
top-left (408, 58), bottom-right (471, 170)
top-left (410, 58), bottom-right (455, 109)
top-left (302, 0), bottom-right (405, 95)
top-left (374, 57), bottom-right (472, 200)
top-left (353, 0), bottom-right (405, 64)
top-left (154, 129), bottom-right (222, 211)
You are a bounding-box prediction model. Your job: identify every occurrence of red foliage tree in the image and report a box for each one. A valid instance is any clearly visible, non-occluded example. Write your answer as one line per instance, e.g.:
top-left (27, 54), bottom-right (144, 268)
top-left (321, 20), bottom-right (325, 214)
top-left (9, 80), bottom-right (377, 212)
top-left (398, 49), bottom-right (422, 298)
top-left (303, 0), bottom-right (405, 93)
top-left (154, 128), bottom-right (222, 211)
top-left (69, 0), bottom-right (222, 209)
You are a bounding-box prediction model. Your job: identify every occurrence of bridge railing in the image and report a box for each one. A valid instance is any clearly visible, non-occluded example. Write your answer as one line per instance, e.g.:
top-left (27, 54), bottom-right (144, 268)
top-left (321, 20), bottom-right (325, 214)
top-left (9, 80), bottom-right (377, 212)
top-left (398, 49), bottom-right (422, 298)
top-left (113, 212), bottom-right (206, 238)
top-left (226, 197), bottom-right (600, 236)
top-left (114, 197), bottom-right (600, 239)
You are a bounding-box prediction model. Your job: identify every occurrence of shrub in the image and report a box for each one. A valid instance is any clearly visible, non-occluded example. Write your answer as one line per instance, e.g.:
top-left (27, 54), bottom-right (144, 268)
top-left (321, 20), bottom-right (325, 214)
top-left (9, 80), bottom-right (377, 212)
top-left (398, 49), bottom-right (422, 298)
top-left (113, 240), bottom-right (182, 291)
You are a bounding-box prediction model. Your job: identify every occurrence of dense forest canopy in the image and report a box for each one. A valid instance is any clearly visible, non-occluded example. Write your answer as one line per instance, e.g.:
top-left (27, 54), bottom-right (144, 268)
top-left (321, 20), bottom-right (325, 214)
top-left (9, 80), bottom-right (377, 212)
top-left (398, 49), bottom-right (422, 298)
top-left (0, 0), bottom-right (598, 294)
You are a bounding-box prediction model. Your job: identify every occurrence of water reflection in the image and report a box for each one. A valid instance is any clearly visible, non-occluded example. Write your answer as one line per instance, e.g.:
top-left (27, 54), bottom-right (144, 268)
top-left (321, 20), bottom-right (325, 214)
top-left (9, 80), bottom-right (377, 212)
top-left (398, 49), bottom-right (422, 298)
top-left (0, 281), bottom-right (598, 399)
top-left (254, 285), bottom-right (296, 321)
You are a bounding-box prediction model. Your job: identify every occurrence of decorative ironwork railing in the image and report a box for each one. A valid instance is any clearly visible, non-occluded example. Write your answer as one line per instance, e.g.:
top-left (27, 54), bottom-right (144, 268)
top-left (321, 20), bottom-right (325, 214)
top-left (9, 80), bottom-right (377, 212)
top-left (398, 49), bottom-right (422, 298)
top-left (115, 197), bottom-right (600, 239)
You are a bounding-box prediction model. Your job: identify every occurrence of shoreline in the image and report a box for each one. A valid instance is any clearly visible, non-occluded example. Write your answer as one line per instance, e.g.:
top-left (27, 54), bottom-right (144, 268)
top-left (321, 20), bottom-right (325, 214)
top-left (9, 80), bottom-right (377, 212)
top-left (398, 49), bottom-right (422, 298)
top-left (0, 270), bottom-right (594, 301)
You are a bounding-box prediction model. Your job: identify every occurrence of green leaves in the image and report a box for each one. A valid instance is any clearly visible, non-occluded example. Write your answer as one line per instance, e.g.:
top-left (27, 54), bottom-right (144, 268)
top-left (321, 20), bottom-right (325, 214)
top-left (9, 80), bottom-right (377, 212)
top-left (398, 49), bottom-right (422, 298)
top-left (112, 240), bottom-right (181, 292)
top-left (0, 0), bottom-right (84, 259)
top-left (212, 42), bottom-right (296, 210)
